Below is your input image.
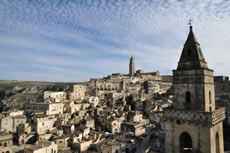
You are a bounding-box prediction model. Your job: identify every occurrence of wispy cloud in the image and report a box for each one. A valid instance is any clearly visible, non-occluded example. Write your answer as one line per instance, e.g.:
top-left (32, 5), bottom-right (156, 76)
top-left (0, 0), bottom-right (230, 81)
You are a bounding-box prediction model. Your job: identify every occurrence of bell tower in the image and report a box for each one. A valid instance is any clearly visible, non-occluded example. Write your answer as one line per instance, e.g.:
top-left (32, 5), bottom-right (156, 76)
top-left (173, 25), bottom-right (215, 112)
top-left (129, 56), bottom-right (135, 76)
top-left (164, 25), bottom-right (225, 153)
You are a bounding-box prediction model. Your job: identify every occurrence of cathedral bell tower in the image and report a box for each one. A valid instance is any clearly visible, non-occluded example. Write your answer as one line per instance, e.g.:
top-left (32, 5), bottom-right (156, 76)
top-left (164, 25), bottom-right (225, 153)
top-left (129, 56), bottom-right (135, 76)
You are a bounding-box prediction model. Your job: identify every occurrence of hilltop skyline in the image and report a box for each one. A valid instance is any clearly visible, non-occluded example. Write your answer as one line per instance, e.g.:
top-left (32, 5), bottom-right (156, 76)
top-left (1, 0), bottom-right (230, 82)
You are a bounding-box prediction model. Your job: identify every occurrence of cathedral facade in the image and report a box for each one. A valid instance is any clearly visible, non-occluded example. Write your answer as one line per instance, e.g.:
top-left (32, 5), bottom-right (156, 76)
top-left (164, 26), bottom-right (225, 153)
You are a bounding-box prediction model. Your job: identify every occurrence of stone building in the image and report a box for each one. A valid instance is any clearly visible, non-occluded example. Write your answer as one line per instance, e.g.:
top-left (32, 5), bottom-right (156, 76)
top-left (107, 117), bottom-right (121, 133)
top-left (54, 135), bottom-right (70, 150)
top-left (34, 115), bottom-right (56, 135)
top-left (100, 140), bottom-right (121, 153)
top-left (144, 81), bottom-right (160, 94)
top-left (24, 141), bottom-right (58, 153)
top-left (85, 117), bottom-right (95, 129)
top-left (129, 56), bottom-right (135, 76)
top-left (213, 75), bottom-right (230, 126)
top-left (44, 91), bottom-right (67, 103)
top-left (0, 131), bottom-right (13, 153)
top-left (121, 111), bottom-right (149, 136)
top-left (95, 80), bottom-right (122, 92)
top-left (0, 114), bottom-right (26, 133)
top-left (25, 102), bottom-right (64, 115)
top-left (126, 111), bottom-right (143, 123)
top-left (163, 25), bottom-right (225, 153)
top-left (4, 110), bottom-right (24, 116)
top-left (73, 84), bottom-right (86, 100)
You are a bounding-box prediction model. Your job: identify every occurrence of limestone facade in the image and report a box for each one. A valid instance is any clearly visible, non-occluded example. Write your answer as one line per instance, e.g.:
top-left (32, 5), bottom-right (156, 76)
top-left (44, 91), bottom-right (67, 103)
top-left (73, 84), bottom-right (86, 100)
top-left (25, 102), bottom-right (64, 115)
top-left (35, 116), bottom-right (56, 134)
top-left (0, 114), bottom-right (26, 133)
top-left (0, 131), bottom-right (12, 153)
top-left (24, 141), bottom-right (57, 153)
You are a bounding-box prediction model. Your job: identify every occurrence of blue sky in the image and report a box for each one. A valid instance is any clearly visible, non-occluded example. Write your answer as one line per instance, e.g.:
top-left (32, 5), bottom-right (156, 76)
top-left (0, 0), bottom-right (230, 82)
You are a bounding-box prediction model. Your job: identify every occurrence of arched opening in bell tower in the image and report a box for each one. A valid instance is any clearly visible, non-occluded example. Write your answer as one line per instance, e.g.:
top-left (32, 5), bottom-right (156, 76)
top-left (209, 91), bottom-right (212, 104)
top-left (180, 132), bottom-right (192, 153)
top-left (209, 91), bottom-right (212, 112)
top-left (186, 91), bottom-right (191, 104)
top-left (188, 49), bottom-right (192, 56)
top-left (216, 132), bottom-right (220, 153)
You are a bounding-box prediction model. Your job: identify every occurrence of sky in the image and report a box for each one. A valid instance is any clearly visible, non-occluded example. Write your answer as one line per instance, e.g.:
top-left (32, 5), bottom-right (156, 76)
top-left (0, 0), bottom-right (230, 82)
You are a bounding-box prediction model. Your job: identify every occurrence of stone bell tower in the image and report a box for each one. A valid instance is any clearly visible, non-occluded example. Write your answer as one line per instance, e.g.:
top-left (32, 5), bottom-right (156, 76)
top-left (129, 56), bottom-right (135, 76)
top-left (163, 25), bottom-right (225, 153)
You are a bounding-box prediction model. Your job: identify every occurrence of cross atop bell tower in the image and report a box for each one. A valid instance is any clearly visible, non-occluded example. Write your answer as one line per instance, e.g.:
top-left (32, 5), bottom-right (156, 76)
top-left (188, 18), bottom-right (192, 27)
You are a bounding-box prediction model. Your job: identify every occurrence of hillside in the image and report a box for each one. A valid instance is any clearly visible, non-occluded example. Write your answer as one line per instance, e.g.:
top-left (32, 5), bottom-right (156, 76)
top-left (0, 81), bottom-right (75, 112)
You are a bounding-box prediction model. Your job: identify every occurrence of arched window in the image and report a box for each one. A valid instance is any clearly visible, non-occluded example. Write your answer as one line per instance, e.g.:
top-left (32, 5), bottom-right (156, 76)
top-left (188, 49), bottom-right (192, 56)
top-left (186, 92), bottom-right (191, 104)
top-left (216, 132), bottom-right (220, 153)
top-left (180, 132), bottom-right (192, 153)
top-left (209, 91), bottom-right (212, 104)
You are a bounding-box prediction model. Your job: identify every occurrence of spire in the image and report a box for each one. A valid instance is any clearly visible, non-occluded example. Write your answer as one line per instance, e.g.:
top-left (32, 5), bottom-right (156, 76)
top-left (177, 25), bottom-right (208, 70)
top-left (185, 25), bottom-right (199, 44)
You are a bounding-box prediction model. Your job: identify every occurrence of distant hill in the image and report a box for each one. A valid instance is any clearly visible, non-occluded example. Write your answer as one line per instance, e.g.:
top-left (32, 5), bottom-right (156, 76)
top-left (160, 75), bottom-right (173, 83)
top-left (0, 81), bottom-right (75, 112)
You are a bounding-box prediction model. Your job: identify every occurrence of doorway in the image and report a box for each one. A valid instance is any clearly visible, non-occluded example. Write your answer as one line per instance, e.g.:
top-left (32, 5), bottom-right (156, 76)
top-left (180, 132), bottom-right (192, 153)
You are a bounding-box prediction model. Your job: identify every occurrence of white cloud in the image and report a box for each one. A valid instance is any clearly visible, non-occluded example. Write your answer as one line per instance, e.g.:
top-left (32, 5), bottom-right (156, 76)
top-left (0, 0), bottom-right (230, 81)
